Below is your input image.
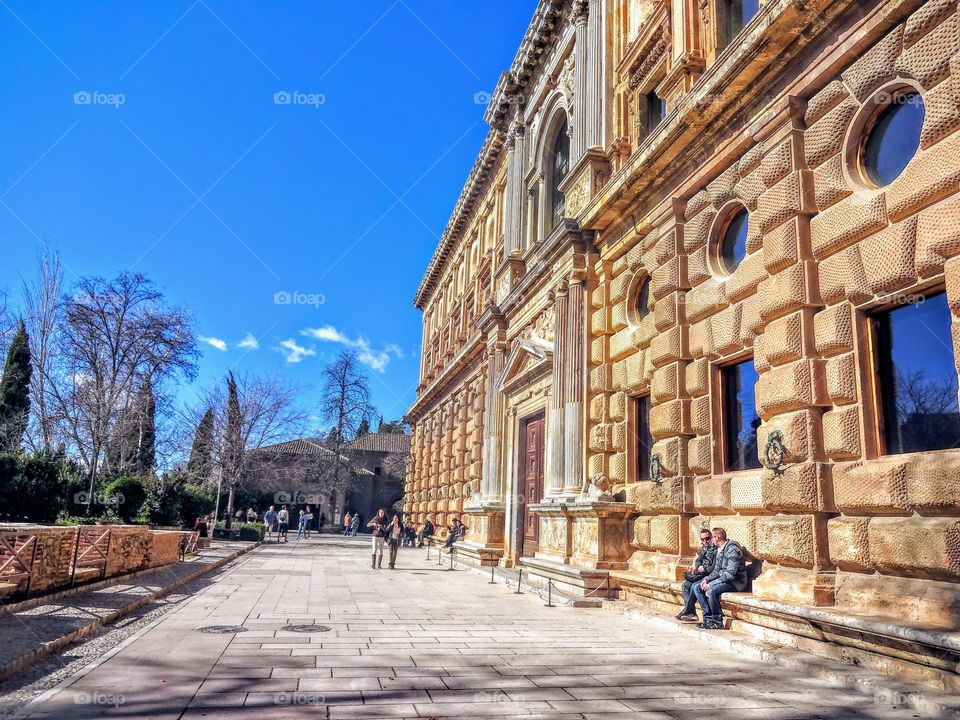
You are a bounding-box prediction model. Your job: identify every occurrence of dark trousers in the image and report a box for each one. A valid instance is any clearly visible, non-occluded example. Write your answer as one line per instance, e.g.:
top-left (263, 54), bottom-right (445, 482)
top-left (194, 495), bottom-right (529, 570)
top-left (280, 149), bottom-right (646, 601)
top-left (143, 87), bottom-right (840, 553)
top-left (388, 541), bottom-right (399, 568)
top-left (680, 579), bottom-right (699, 615)
top-left (693, 581), bottom-right (737, 623)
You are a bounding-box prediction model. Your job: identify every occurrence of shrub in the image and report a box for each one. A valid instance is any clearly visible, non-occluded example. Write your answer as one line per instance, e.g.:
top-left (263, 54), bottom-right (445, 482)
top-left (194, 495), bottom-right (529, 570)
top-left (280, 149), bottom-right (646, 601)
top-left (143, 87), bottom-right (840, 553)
top-left (0, 452), bottom-right (86, 523)
top-left (237, 522), bottom-right (264, 542)
top-left (103, 475), bottom-right (147, 523)
top-left (179, 483), bottom-right (215, 528)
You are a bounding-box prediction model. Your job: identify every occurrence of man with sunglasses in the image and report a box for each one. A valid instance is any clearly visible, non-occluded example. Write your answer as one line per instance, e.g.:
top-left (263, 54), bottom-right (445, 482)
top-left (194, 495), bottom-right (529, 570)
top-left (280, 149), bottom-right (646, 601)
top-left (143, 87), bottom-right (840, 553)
top-left (675, 528), bottom-right (718, 622)
top-left (693, 527), bottom-right (748, 630)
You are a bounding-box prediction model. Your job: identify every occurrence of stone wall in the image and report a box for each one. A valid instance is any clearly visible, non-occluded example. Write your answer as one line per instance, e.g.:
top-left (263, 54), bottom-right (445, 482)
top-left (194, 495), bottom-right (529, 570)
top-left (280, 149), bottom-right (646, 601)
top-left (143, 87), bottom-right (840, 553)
top-left (0, 524), bottom-right (188, 599)
top-left (589, 0), bottom-right (960, 623)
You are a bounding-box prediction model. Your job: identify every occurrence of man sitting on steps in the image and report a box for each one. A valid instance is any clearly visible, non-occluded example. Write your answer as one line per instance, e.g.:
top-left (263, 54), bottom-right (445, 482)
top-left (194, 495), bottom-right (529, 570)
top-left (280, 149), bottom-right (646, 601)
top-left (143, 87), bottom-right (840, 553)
top-left (692, 527), bottom-right (748, 630)
top-left (675, 527), bottom-right (717, 623)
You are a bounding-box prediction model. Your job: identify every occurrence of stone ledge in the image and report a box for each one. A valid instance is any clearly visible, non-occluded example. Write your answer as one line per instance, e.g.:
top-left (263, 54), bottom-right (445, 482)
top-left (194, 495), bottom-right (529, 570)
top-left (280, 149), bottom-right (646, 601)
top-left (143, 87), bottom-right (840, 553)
top-left (520, 555), bottom-right (617, 598)
top-left (612, 569), bottom-right (960, 693)
top-left (603, 601), bottom-right (960, 720)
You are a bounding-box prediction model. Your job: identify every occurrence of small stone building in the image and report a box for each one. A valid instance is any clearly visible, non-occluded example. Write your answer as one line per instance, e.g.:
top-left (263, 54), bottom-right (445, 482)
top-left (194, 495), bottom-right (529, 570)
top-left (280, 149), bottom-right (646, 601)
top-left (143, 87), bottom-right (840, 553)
top-left (406, 0), bottom-right (960, 690)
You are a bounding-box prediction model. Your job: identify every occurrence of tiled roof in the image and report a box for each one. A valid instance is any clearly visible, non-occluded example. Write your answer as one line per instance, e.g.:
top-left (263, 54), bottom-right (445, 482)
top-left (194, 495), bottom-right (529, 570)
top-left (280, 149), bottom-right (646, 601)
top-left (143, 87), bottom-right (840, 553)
top-left (251, 438), bottom-right (375, 476)
top-left (345, 432), bottom-right (412, 454)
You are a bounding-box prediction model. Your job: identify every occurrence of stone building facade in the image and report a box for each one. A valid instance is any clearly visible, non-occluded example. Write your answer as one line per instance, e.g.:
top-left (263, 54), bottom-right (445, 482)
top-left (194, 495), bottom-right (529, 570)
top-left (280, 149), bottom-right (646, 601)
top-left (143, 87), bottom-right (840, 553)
top-left (406, 0), bottom-right (960, 687)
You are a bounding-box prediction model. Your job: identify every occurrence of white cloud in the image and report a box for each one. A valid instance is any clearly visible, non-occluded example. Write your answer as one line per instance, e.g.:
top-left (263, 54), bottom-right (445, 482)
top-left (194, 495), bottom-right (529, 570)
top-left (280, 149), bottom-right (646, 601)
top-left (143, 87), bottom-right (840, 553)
top-left (200, 336), bottom-right (228, 352)
top-left (279, 338), bottom-right (316, 363)
top-left (301, 325), bottom-right (399, 373)
top-left (237, 332), bottom-right (259, 350)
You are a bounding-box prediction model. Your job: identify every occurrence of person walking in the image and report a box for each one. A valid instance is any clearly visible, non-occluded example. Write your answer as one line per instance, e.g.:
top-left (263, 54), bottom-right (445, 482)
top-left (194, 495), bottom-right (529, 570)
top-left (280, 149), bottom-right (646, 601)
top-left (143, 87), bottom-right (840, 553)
top-left (350, 513), bottom-right (360, 536)
top-left (304, 506), bottom-right (314, 539)
top-left (277, 505), bottom-right (290, 543)
top-left (296, 509), bottom-right (307, 539)
top-left (386, 514), bottom-right (403, 569)
top-left (342, 512), bottom-right (352, 536)
top-left (367, 508), bottom-right (388, 569)
top-left (263, 506), bottom-right (277, 542)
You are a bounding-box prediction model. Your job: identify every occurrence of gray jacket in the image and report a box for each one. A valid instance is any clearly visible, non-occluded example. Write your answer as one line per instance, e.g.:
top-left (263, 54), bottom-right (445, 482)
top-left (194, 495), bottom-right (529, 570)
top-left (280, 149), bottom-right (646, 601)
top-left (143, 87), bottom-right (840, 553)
top-left (704, 540), bottom-right (748, 591)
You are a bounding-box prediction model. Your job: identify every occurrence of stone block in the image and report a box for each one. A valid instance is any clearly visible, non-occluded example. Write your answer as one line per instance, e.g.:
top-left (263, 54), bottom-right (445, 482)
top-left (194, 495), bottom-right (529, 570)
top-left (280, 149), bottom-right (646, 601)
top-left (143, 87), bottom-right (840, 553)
top-left (609, 270), bottom-right (632, 304)
top-left (649, 398), bottom-right (689, 439)
top-left (638, 475), bottom-right (687, 513)
top-left (610, 300), bottom-right (628, 332)
top-left (589, 423), bottom-right (612, 452)
top-left (651, 255), bottom-right (686, 299)
top-left (651, 363), bottom-right (680, 402)
top-left (762, 216), bottom-right (801, 274)
top-left (654, 291), bottom-right (679, 330)
top-left (868, 516), bottom-right (960, 581)
top-left (609, 391), bottom-right (627, 421)
top-left (888, 132), bottom-right (960, 222)
top-left (919, 73), bottom-right (960, 149)
top-left (587, 451), bottom-right (606, 479)
top-left (591, 307), bottom-right (608, 336)
top-left (694, 476), bottom-right (731, 513)
top-left (756, 170), bottom-right (815, 234)
top-left (803, 97), bottom-right (858, 169)
top-left (757, 408), bottom-right (818, 463)
top-left (916, 193), bottom-right (960, 277)
top-left (631, 515), bottom-right (652, 548)
top-left (609, 451), bottom-right (627, 483)
top-left (684, 208), bottom-right (715, 253)
top-left (810, 192), bottom-right (887, 261)
top-left (755, 514), bottom-right (816, 568)
top-left (814, 304), bottom-right (853, 357)
top-left (688, 434), bottom-right (713, 475)
top-left (734, 168), bottom-right (766, 211)
top-left (590, 364), bottom-right (612, 393)
top-left (685, 277), bottom-right (728, 323)
top-left (650, 515), bottom-right (681, 554)
top-left (711, 303), bottom-right (744, 356)
top-left (685, 358), bottom-right (709, 397)
top-left (590, 335), bottom-right (606, 364)
top-left (903, 0), bottom-right (954, 48)
top-left (609, 326), bottom-right (641, 360)
top-left (686, 189), bottom-right (712, 219)
top-left (902, 452), bottom-right (960, 513)
top-left (761, 311), bottom-right (806, 367)
top-left (825, 352), bottom-right (858, 405)
top-left (756, 359), bottom-right (826, 418)
top-left (895, 15), bottom-right (958, 88)
top-left (758, 136), bottom-right (796, 188)
top-left (688, 317), bottom-right (714, 359)
top-left (812, 153), bottom-right (852, 212)
top-left (804, 80), bottom-right (850, 125)
top-left (833, 460), bottom-right (910, 513)
top-left (689, 515), bottom-right (757, 552)
top-left (840, 25), bottom-right (904, 101)
top-left (823, 405), bottom-right (861, 460)
top-left (689, 395), bottom-right (711, 436)
top-left (760, 261), bottom-right (815, 322)
top-left (649, 325), bottom-right (688, 367)
top-left (623, 349), bottom-right (648, 392)
top-left (725, 251), bottom-right (767, 303)
top-left (827, 516), bottom-right (872, 572)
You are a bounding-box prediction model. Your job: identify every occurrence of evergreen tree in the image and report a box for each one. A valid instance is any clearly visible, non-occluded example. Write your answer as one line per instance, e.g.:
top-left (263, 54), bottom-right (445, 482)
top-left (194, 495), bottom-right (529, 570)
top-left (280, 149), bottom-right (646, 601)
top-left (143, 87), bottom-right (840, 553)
top-left (0, 321), bottom-right (32, 452)
top-left (134, 379), bottom-right (156, 475)
top-left (356, 418), bottom-right (370, 436)
top-left (378, 418), bottom-right (407, 434)
top-left (187, 407), bottom-right (215, 483)
top-left (223, 372), bottom-right (243, 525)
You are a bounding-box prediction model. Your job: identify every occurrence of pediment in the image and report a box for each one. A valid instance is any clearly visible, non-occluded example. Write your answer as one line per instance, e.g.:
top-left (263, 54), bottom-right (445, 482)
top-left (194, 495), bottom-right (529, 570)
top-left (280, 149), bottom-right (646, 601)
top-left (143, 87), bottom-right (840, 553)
top-left (497, 338), bottom-right (553, 392)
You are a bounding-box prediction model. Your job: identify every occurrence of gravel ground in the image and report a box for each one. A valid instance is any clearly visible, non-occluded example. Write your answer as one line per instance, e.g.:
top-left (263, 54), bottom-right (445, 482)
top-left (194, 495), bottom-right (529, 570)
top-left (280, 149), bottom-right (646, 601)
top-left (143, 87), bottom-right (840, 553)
top-left (0, 565), bottom-right (233, 718)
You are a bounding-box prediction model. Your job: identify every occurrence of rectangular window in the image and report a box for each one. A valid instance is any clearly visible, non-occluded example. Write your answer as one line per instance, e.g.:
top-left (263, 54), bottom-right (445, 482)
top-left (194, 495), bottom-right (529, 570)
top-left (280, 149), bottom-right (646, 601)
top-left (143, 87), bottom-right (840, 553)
top-left (872, 292), bottom-right (960, 455)
top-left (645, 91), bottom-right (666, 133)
top-left (722, 359), bottom-right (761, 471)
top-left (635, 396), bottom-right (654, 480)
top-left (721, 0), bottom-right (761, 48)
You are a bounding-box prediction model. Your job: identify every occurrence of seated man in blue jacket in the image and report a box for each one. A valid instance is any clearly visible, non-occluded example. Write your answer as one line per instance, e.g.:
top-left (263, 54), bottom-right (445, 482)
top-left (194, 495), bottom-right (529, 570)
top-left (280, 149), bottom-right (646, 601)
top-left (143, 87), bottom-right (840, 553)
top-left (692, 527), bottom-right (748, 629)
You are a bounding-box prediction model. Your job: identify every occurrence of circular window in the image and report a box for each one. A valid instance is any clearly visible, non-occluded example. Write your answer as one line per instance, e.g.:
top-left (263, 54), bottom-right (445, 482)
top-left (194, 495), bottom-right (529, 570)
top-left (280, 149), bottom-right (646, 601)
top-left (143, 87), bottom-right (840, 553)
top-left (635, 277), bottom-right (651, 321)
top-left (716, 206), bottom-right (750, 275)
top-left (859, 91), bottom-right (924, 187)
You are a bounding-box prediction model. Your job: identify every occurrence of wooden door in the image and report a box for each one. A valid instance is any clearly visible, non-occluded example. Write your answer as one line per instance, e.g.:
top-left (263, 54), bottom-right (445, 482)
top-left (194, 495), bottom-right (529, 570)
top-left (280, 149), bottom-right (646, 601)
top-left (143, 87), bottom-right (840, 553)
top-left (518, 413), bottom-right (545, 557)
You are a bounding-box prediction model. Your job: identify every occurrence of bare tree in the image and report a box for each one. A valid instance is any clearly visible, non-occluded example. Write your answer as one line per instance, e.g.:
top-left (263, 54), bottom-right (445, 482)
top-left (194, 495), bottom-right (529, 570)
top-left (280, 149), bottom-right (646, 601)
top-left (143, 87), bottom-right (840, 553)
top-left (21, 250), bottom-right (63, 453)
top-left (190, 372), bottom-right (311, 523)
top-left (319, 350), bottom-right (376, 494)
top-left (48, 273), bottom-right (198, 511)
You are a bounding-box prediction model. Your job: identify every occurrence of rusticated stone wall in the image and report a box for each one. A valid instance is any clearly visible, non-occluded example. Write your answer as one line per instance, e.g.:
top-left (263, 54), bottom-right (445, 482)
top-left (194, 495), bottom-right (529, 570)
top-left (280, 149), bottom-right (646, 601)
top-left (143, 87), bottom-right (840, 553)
top-left (591, 0), bottom-right (960, 621)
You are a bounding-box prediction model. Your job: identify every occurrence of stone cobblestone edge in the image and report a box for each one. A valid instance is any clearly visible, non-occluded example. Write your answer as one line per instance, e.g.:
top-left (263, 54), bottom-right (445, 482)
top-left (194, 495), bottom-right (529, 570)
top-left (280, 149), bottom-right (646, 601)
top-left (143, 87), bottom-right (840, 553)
top-left (605, 602), bottom-right (960, 720)
top-left (0, 542), bottom-right (261, 682)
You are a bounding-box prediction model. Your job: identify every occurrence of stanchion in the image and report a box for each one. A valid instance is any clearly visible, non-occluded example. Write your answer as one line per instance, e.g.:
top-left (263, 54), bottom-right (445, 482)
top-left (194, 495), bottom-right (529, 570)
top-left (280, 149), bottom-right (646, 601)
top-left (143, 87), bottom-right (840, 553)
top-left (515, 568), bottom-right (523, 594)
top-left (437, 547), bottom-right (443, 565)
top-left (605, 574), bottom-right (610, 600)
top-left (425, 544), bottom-right (431, 561)
top-left (488, 565), bottom-right (495, 584)
top-left (448, 550), bottom-right (454, 571)
top-left (545, 578), bottom-right (554, 607)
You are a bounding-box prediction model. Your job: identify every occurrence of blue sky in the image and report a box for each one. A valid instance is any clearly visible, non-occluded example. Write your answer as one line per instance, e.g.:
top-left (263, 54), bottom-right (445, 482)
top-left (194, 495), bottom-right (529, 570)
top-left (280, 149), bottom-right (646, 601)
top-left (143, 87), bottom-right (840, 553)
top-left (0, 0), bottom-right (535, 427)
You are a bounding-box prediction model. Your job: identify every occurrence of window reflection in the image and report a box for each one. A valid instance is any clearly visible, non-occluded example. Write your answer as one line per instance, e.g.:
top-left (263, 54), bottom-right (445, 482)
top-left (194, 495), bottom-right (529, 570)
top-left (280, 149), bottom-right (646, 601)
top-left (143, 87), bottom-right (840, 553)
top-left (549, 120), bottom-right (569, 232)
top-left (722, 359), bottom-right (760, 471)
top-left (862, 92), bottom-right (924, 187)
top-left (872, 292), bottom-right (960, 455)
top-left (719, 207), bottom-right (750, 274)
top-left (636, 395), bottom-right (654, 480)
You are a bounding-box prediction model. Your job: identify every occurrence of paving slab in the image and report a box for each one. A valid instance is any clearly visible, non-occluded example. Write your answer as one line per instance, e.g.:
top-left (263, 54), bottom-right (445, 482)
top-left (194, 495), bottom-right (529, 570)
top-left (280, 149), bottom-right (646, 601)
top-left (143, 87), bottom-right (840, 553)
top-left (15, 535), bottom-right (948, 719)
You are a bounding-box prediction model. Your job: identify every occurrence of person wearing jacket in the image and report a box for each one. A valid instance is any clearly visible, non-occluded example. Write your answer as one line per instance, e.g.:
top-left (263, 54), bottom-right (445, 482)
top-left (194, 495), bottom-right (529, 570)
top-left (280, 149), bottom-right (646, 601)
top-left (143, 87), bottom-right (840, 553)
top-left (692, 527), bottom-right (748, 629)
top-left (367, 508), bottom-right (388, 569)
top-left (417, 517), bottom-right (435, 547)
top-left (386, 515), bottom-right (403, 569)
top-left (675, 528), bottom-right (718, 622)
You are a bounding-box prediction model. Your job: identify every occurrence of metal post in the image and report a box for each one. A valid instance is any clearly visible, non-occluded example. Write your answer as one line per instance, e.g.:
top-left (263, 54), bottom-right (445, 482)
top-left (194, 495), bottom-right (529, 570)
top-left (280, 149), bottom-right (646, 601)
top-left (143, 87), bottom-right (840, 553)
top-left (448, 550), bottom-right (454, 571)
top-left (426, 543), bottom-right (431, 561)
top-left (437, 547), bottom-right (442, 565)
top-left (515, 568), bottom-right (523, 594)
top-left (489, 564), bottom-right (495, 584)
top-left (545, 578), bottom-right (554, 607)
top-left (605, 574), bottom-right (610, 600)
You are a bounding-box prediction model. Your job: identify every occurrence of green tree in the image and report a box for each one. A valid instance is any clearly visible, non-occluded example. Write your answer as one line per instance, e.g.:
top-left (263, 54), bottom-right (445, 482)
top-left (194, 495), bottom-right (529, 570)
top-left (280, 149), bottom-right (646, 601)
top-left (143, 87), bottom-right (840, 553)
top-left (377, 418), bottom-right (408, 434)
top-left (222, 372), bottom-right (243, 526)
top-left (356, 418), bottom-right (370, 436)
top-left (187, 407), bottom-right (214, 483)
top-left (0, 321), bottom-right (32, 452)
top-left (103, 475), bottom-right (148, 523)
top-left (179, 483), bottom-right (215, 528)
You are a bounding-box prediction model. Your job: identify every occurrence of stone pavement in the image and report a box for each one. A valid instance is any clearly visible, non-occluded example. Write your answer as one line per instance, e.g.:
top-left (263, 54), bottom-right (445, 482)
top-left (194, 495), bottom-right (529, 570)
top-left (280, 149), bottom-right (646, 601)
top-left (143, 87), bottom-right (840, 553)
top-left (0, 542), bottom-right (254, 681)
top-left (18, 535), bottom-right (928, 720)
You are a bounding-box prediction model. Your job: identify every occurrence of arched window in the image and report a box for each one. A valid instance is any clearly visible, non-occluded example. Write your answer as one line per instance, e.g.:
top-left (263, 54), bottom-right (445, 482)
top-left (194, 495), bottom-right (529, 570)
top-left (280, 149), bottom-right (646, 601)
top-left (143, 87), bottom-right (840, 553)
top-left (549, 119), bottom-right (569, 232)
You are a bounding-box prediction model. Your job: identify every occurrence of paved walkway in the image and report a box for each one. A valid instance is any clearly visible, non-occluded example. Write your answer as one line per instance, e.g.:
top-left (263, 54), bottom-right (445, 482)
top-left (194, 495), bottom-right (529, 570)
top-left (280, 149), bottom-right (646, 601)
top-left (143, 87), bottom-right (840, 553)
top-left (18, 536), bottom-right (925, 719)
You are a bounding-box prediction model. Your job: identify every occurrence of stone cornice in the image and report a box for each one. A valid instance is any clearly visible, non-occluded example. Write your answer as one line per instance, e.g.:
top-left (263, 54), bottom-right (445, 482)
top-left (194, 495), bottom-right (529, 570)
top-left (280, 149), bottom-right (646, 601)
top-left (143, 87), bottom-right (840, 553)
top-left (407, 332), bottom-right (486, 419)
top-left (412, 130), bottom-right (505, 309)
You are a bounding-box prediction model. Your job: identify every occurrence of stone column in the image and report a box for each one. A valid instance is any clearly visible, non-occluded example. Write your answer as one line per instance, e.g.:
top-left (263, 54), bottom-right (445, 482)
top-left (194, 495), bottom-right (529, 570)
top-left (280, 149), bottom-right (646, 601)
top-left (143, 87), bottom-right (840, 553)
top-left (571, 0), bottom-right (589, 160)
top-left (481, 336), bottom-right (507, 499)
top-left (503, 122), bottom-right (526, 257)
top-left (564, 269), bottom-right (588, 495)
top-left (547, 284), bottom-right (568, 494)
top-left (584, 0), bottom-right (603, 150)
